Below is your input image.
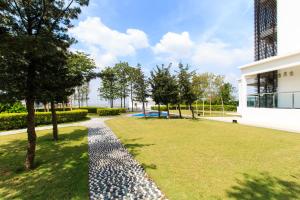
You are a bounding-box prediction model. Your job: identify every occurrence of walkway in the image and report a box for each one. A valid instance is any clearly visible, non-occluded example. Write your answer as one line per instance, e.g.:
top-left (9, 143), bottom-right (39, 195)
top-left (87, 118), bottom-right (164, 200)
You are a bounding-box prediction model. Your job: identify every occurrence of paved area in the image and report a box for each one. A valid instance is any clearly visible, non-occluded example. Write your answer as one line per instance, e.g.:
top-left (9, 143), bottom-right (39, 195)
top-left (87, 118), bottom-right (164, 200)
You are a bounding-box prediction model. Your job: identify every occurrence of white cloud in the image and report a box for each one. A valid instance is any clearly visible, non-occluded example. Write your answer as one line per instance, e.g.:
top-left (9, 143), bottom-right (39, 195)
top-left (153, 32), bottom-right (252, 69)
top-left (153, 32), bottom-right (194, 61)
top-left (192, 40), bottom-right (252, 68)
top-left (69, 17), bottom-right (149, 68)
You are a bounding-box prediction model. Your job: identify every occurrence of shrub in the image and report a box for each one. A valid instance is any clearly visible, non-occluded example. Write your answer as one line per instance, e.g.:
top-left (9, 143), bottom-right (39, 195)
top-left (35, 108), bottom-right (72, 112)
top-left (0, 102), bottom-right (27, 113)
top-left (151, 105), bottom-right (237, 112)
top-left (97, 108), bottom-right (125, 116)
top-left (0, 110), bottom-right (88, 130)
top-left (80, 106), bottom-right (104, 113)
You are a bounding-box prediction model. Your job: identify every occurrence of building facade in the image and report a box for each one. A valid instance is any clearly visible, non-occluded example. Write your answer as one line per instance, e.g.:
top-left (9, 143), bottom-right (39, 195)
top-left (238, 0), bottom-right (300, 132)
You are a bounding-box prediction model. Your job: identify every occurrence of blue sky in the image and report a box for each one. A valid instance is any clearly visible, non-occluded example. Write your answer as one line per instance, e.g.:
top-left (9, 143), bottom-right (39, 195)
top-left (70, 0), bottom-right (254, 105)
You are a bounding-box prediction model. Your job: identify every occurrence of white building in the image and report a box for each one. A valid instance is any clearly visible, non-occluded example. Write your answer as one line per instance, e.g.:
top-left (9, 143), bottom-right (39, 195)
top-left (238, 0), bottom-right (300, 132)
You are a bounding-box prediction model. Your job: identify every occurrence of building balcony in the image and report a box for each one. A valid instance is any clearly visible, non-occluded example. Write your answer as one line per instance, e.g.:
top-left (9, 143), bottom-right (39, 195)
top-left (247, 91), bottom-right (300, 109)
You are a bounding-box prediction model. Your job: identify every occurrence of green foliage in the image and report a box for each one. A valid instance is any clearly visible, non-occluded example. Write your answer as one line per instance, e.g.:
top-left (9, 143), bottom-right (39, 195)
top-left (150, 64), bottom-right (179, 112)
top-left (0, 1), bottom-right (89, 102)
top-left (0, 102), bottom-right (26, 113)
top-left (99, 67), bottom-right (119, 108)
top-left (133, 66), bottom-right (150, 104)
top-left (35, 108), bottom-right (72, 112)
top-left (0, 110), bottom-right (88, 130)
top-left (178, 63), bottom-right (197, 105)
top-left (151, 105), bottom-right (237, 112)
top-left (97, 108), bottom-right (126, 116)
top-left (80, 107), bottom-right (104, 113)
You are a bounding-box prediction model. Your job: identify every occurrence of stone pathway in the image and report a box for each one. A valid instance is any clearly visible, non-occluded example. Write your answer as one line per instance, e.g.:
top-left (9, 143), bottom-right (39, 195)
top-left (87, 118), bottom-right (165, 200)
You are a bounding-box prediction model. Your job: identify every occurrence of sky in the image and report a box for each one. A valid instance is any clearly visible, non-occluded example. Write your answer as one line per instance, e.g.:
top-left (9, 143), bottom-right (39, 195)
top-left (69, 0), bottom-right (254, 106)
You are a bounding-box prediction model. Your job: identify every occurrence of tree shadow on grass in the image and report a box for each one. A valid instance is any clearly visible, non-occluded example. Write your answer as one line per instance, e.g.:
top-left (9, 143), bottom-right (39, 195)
top-left (120, 138), bottom-right (157, 171)
top-left (122, 138), bottom-right (154, 157)
top-left (0, 128), bottom-right (89, 200)
top-left (227, 172), bottom-right (300, 200)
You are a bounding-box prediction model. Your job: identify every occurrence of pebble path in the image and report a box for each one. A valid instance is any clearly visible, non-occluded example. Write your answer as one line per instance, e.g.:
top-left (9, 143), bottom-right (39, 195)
top-left (88, 121), bottom-right (165, 200)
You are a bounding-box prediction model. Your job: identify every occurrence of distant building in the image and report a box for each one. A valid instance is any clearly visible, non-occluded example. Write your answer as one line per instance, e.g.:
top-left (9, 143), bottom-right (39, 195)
top-left (238, 0), bottom-right (300, 132)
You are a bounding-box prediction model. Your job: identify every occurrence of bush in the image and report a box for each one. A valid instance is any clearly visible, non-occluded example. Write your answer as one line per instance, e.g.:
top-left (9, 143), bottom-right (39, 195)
top-left (151, 104), bottom-right (237, 112)
top-left (0, 102), bottom-right (27, 113)
top-left (80, 107), bottom-right (104, 113)
top-left (35, 108), bottom-right (72, 112)
top-left (97, 108), bottom-right (126, 116)
top-left (0, 110), bottom-right (88, 130)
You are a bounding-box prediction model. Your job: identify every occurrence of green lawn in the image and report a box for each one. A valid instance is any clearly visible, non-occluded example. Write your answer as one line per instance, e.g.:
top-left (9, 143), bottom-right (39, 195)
top-left (170, 109), bottom-right (240, 117)
top-left (0, 127), bottom-right (88, 200)
top-left (106, 117), bottom-right (300, 200)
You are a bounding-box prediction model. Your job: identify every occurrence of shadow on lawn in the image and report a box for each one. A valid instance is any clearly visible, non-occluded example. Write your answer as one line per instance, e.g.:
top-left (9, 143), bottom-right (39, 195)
top-left (0, 129), bottom-right (88, 200)
top-left (227, 172), bottom-right (300, 200)
top-left (121, 138), bottom-right (157, 171)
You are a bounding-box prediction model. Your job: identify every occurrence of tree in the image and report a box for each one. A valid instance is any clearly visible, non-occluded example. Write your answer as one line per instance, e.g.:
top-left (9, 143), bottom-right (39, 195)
top-left (177, 63), bottom-right (197, 119)
top-left (150, 64), bottom-right (178, 118)
top-left (99, 67), bottom-right (119, 108)
top-left (0, 0), bottom-right (88, 170)
top-left (214, 75), bottom-right (226, 116)
top-left (128, 65), bottom-right (139, 112)
top-left (150, 65), bottom-right (164, 117)
top-left (68, 52), bottom-right (96, 108)
top-left (220, 83), bottom-right (236, 105)
top-left (134, 66), bottom-right (149, 118)
top-left (114, 62), bottom-right (131, 108)
top-left (192, 73), bottom-right (209, 116)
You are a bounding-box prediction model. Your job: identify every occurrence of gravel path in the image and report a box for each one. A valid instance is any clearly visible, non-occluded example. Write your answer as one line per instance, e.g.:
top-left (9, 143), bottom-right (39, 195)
top-left (87, 118), bottom-right (165, 200)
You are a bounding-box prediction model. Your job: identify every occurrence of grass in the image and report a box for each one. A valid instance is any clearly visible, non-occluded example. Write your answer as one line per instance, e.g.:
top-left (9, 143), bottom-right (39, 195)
top-left (0, 127), bottom-right (88, 200)
top-left (169, 109), bottom-right (240, 117)
top-left (106, 117), bottom-right (300, 200)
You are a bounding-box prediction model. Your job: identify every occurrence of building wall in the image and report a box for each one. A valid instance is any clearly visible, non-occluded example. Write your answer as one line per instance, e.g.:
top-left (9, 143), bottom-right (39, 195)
top-left (240, 108), bottom-right (300, 132)
top-left (277, 0), bottom-right (300, 55)
top-left (278, 66), bottom-right (300, 108)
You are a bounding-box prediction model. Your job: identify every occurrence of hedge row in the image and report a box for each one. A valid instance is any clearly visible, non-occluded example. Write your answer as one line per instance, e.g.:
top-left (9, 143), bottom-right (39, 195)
top-left (80, 107), bottom-right (107, 113)
top-left (0, 110), bottom-right (88, 130)
top-left (97, 108), bottom-right (127, 116)
top-left (36, 108), bottom-right (72, 112)
top-left (151, 105), bottom-right (237, 112)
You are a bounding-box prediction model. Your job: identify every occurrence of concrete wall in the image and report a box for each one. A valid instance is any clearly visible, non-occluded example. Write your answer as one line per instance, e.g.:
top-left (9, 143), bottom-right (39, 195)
top-left (278, 66), bottom-right (300, 108)
top-left (241, 108), bottom-right (300, 132)
top-left (278, 0), bottom-right (300, 55)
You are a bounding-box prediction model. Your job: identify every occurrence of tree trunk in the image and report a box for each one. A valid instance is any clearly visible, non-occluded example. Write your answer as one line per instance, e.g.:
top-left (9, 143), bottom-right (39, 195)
top-left (178, 104), bottom-right (182, 118)
top-left (131, 83), bottom-right (134, 112)
top-left (209, 96), bottom-right (212, 116)
top-left (62, 101), bottom-right (65, 111)
top-left (25, 98), bottom-right (37, 170)
top-left (121, 96), bottom-right (123, 108)
top-left (190, 103), bottom-right (195, 119)
top-left (124, 95), bottom-right (126, 109)
top-left (123, 87), bottom-right (126, 108)
top-left (158, 104), bottom-right (161, 118)
top-left (166, 104), bottom-right (170, 119)
top-left (70, 97), bottom-right (73, 111)
top-left (51, 101), bottom-right (58, 141)
top-left (43, 102), bottom-right (47, 112)
top-left (142, 101), bottom-right (146, 118)
top-left (221, 96), bottom-right (225, 116)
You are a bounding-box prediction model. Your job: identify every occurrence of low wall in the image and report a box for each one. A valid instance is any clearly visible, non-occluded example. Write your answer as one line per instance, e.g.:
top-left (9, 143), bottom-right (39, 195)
top-left (240, 108), bottom-right (300, 133)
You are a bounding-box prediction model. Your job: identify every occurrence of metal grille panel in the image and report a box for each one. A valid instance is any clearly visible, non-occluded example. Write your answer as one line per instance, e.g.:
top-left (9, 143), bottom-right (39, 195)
top-left (254, 0), bottom-right (277, 61)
